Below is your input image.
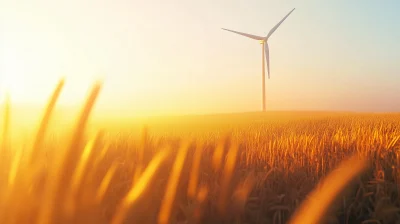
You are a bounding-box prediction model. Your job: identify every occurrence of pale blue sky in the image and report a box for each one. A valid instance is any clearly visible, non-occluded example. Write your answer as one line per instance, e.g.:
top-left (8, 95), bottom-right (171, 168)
top-left (1, 0), bottom-right (399, 116)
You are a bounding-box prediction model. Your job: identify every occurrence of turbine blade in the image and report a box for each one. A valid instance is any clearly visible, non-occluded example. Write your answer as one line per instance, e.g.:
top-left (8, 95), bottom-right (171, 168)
top-left (266, 8), bottom-right (295, 39)
top-left (265, 42), bottom-right (270, 79)
top-left (221, 28), bottom-right (264, 40)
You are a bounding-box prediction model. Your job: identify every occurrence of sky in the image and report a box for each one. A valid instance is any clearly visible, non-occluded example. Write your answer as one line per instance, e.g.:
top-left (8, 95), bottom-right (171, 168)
top-left (1, 0), bottom-right (399, 116)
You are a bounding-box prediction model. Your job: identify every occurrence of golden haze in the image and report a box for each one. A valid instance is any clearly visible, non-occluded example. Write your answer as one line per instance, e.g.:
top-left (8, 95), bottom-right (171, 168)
top-left (1, 81), bottom-right (400, 223)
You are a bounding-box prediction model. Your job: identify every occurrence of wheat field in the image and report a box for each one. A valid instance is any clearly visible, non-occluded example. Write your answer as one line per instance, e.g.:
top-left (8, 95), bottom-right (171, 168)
top-left (1, 80), bottom-right (399, 224)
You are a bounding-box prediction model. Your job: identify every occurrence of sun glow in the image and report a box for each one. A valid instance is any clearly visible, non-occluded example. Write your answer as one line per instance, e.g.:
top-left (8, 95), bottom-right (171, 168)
top-left (0, 39), bottom-right (49, 105)
top-left (0, 39), bottom-right (100, 108)
top-left (0, 44), bottom-right (26, 102)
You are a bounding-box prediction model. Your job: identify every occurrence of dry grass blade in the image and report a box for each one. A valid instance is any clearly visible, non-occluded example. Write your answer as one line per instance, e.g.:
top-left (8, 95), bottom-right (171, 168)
top-left (387, 135), bottom-right (400, 148)
top-left (65, 131), bottom-right (102, 216)
top-left (289, 154), bottom-right (369, 224)
top-left (29, 78), bottom-right (65, 165)
top-left (111, 148), bottom-right (170, 224)
top-left (218, 141), bottom-right (239, 216)
top-left (8, 146), bottom-right (23, 188)
top-left (212, 136), bottom-right (226, 172)
top-left (133, 126), bottom-right (148, 184)
top-left (60, 81), bottom-right (102, 187)
top-left (158, 140), bottom-right (191, 224)
top-left (188, 141), bottom-right (204, 199)
top-left (92, 142), bottom-right (110, 169)
top-left (96, 161), bottom-right (119, 203)
top-left (1, 92), bottom-right (10, 152)
top-left (37, 81), bottom-right (102, 224)
top-left (70, 131), bottom-right (101, 194)
top-left (67, 81), bottom-right (102, 156)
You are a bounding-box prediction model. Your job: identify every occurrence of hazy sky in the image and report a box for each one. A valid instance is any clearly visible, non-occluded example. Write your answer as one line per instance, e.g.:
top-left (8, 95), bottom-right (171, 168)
top-left (1, 0), bottom-right (399, 116)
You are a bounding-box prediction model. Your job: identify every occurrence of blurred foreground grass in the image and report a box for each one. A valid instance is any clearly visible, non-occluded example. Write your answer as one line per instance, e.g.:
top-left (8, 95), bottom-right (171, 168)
top-left (1, 80), bottom-right (399, 224)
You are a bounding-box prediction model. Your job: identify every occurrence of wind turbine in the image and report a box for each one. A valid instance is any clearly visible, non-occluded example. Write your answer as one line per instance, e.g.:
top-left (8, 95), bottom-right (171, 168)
top-left (222, 8), bottom-right (295, 112)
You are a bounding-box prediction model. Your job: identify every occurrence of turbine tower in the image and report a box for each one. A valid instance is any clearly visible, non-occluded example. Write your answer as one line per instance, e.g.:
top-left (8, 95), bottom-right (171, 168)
top-left (222, 8), bottom-right (295, 112)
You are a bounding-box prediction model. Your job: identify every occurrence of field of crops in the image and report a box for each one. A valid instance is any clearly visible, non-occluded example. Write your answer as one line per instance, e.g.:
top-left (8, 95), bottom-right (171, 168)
top-left (1, 81), bottom-right (400, 224)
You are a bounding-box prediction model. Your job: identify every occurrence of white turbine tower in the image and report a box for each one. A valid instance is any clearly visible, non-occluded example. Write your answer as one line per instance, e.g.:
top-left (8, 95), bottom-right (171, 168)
top-left (222, 8), bottom-right (295, 112)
